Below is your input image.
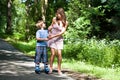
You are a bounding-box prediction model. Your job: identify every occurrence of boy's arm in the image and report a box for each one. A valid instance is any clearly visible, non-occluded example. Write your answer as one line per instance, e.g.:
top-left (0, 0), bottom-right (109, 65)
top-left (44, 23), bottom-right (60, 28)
top-left (36, 31), bottom-right (48, 41)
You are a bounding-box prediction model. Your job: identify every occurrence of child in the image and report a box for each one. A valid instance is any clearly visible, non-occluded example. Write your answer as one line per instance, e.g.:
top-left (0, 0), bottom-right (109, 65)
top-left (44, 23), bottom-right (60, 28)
top-left (34, 20), bottom-right (49, 74)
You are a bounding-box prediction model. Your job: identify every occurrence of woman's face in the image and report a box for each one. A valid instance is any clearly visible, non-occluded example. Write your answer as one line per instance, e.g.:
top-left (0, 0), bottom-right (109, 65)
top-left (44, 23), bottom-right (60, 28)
top-left (56, 13), bottom-right (62, 20)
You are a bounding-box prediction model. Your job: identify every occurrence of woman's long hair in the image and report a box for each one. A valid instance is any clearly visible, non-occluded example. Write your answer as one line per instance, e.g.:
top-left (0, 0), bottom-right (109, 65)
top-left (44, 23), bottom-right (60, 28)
top-left (56, 8), bottom-right (66, 26)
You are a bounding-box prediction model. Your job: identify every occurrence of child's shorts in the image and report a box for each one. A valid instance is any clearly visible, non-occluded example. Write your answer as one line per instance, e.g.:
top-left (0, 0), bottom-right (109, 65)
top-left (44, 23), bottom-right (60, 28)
top-left (34, 46), bottom-right (48, 64)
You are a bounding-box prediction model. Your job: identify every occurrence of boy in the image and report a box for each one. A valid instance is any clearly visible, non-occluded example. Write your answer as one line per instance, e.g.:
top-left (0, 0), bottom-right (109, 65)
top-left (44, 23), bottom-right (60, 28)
top-left (34, 20), bottom-right (49, 74)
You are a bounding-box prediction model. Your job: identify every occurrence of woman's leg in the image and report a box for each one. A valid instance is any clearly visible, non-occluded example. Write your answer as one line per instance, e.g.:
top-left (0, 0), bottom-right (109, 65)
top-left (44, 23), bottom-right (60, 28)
top-left (49, 48), bottom-right (55, 73)
top-left (57, 49), bottom-right (62, 74)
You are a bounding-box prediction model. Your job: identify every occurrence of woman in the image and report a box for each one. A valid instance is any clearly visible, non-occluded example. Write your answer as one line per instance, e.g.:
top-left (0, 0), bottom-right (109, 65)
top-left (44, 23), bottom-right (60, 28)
top-left (48, 8), bottom-right (68, 75)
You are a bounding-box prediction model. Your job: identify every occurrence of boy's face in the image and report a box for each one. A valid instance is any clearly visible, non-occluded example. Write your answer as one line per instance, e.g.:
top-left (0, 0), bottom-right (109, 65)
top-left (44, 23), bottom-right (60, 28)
top-left (38, 22), bottom-right (46, 28)
top-left (41, 22), bottom-right (46, 28)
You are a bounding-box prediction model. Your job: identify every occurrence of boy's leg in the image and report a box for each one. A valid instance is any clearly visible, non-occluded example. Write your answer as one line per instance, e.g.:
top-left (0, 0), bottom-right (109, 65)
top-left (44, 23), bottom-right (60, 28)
top-left (34, 46), bottom-right (42, 74)
top-left (43, 46), bottom-right (49, 74)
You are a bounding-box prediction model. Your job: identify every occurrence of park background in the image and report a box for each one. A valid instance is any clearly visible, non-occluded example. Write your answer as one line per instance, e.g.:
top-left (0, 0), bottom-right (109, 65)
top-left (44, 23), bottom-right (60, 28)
top-left (0, 0), bottom-right (120, 80)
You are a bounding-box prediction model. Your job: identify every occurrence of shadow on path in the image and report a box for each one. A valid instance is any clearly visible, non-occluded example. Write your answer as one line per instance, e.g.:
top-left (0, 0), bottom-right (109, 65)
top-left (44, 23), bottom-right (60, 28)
top-left (0, 38), bottom-right (74, 80)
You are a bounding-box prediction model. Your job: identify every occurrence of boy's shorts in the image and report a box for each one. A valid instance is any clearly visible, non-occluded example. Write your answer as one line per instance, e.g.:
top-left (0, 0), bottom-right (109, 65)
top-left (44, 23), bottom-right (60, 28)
top-left (34, 46), bottom-right (48, 64)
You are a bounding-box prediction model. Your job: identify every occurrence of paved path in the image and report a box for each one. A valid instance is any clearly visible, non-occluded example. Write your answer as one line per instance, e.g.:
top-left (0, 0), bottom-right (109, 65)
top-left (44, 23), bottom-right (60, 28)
top-left (0, 38), bottom-right (74, 80)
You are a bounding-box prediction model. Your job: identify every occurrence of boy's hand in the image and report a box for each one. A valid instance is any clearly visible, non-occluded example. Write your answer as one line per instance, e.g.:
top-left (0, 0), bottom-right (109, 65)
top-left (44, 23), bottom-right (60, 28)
top-left (44, 38), bottom-right (48, 41)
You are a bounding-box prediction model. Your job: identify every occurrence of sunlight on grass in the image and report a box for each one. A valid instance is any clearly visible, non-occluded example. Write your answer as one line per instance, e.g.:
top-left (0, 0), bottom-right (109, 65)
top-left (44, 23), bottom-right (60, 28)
top-left (26, 51), bottom-right (35, 56)
top-left (62, 60), bottom-right (120, 80)
top-left (5, 37), bottom-right (36, 56)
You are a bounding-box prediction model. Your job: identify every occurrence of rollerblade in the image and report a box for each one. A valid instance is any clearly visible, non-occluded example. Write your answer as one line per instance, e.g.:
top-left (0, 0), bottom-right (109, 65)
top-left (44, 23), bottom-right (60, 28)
top-left (35, 66), bottom-right (40, 74)
top-left (44, 66), bottom-right (49, 74)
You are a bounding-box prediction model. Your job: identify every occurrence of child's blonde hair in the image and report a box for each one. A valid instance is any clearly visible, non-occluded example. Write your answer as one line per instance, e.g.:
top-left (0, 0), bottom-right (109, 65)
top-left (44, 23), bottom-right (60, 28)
top-left (36, 20), bottom-right (44, 28)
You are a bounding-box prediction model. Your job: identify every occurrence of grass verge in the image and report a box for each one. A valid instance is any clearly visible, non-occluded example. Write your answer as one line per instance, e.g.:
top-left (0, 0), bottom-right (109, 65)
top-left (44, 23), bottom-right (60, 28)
top-left (4, 37), bottom-right (120, 80)
top-left (62, 60), bottom-right (120, 80)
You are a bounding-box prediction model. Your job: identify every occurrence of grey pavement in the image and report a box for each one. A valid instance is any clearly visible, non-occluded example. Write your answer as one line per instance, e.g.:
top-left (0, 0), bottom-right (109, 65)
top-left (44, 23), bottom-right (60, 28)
top-left (0, 38), bottom-right (74, 80)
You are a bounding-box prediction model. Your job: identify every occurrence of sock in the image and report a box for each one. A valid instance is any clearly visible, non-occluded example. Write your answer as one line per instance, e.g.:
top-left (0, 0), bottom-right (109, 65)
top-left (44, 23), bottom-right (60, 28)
top-left (44, 64), bottom-right (48, 68)
top-left (35, 63), bottom-right (39, 67)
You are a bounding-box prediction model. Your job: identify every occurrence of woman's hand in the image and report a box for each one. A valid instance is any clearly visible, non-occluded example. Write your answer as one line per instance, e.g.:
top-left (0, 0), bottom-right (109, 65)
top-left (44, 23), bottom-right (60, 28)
top-left (48, 34), bottom-right (54, 39)
top-left (48, 25), bottom-right (52, 31)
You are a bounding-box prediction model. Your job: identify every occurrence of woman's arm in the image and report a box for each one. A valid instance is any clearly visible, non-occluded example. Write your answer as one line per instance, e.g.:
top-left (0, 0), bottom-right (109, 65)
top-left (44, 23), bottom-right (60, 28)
top-left (49, 21), bottom-right (68, 39)
top-left (36, 37), bottom-right (48, 41)
top-left (48, 17), bottom-right (56, 31)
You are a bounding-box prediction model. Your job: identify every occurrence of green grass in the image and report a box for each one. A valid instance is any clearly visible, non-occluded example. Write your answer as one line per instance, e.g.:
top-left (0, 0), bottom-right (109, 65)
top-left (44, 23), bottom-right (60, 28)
top-left (5, 37), bottom-right (36, 56)
top-left (62, 60), bottom-right (120, 80)
top-left (3, 37), bottom-right (120, 80)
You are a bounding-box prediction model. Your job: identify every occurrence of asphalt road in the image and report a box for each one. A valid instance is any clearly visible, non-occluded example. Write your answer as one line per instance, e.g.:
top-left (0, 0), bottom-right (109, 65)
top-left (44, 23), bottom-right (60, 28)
top-left (0, 38), bottom-right (74, 80)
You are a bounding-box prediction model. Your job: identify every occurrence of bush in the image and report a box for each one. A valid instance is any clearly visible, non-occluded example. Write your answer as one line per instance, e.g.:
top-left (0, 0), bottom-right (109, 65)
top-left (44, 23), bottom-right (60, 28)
top-left (63, 39), bottom-right (120, 67)
top-left (63, 40), bottom-right (83, 59)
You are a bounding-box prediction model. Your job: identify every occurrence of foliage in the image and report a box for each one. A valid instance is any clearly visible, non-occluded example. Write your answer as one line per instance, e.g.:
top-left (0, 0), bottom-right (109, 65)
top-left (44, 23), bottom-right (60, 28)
top-left (65, 0), bottom-right (120, 39)
top-left (0, 0), bottom-right (120, 39)
top-left (1, 0), bottom-right (120, 40)
top-left (65, 0), bottom-right (103, 39)
top-left (63, 38), bottom-right (120, 67)
top-left (12, 0), bottom-right (26, 35)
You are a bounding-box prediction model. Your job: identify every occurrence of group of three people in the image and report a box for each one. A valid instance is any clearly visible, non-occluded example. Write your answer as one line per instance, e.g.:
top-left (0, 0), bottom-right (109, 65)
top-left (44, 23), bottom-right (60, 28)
top-left (34, 8), bottom-right (68, 75)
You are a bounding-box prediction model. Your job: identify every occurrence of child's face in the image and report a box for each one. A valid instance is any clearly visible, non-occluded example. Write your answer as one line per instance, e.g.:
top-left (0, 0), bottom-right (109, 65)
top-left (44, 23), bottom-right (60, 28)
top-left (41, 22), bottom-right (46, 28)
top-left (39, 22), bottom-right (46, 28)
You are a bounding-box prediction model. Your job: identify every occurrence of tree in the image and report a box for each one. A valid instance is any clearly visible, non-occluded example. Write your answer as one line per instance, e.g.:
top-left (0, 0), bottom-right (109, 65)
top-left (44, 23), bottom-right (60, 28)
top-left (41, 0), bottom-right (48, 21)
top-left (22, 0), bottom-right (48, 40)
top-left (0, 0), bottom-right (7, 33)
top-left (6, 0), bottom-right (12, 34)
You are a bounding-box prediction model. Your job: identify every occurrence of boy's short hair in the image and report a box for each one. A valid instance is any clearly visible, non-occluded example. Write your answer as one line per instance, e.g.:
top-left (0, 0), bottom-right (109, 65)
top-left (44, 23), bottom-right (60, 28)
top-left (36, 20), bottom-right (43, 28)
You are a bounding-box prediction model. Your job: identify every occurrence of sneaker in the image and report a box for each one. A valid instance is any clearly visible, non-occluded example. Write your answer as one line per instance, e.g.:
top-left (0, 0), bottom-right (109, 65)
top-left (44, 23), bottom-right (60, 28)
top-left (44, 66), bottom-right (49, 74)
top-left (35, 66), bottom-right (40, 74)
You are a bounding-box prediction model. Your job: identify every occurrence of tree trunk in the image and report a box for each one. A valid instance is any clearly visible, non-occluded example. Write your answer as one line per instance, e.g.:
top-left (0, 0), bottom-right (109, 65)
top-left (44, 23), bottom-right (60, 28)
top-left (41, 0), bottom-right (48, 22)
top-left (6, 0), bottom-right (12, 34)
top-left (34, 0), bottom-right (38, 17)
top-left (25, 1), bottom-right (30, 40)
top-left (85, 0), bottom-right (91, 8)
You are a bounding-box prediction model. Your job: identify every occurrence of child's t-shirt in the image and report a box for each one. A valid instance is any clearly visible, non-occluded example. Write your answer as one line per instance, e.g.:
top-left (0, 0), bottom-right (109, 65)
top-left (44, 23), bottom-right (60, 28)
top-left (36, 29), bottom-right (48, 46)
